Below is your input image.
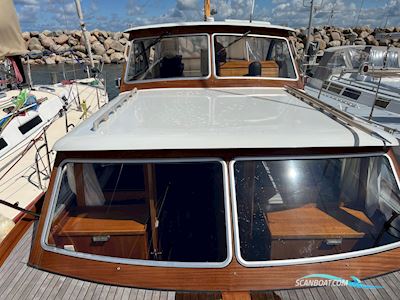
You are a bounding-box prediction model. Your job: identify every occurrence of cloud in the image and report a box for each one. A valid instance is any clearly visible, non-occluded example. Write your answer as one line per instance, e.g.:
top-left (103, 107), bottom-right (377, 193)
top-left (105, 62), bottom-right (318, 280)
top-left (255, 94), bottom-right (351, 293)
top-left (176, 0), bottom-right (199, 10)
top-left (14, 0), bottom-right (400, 32)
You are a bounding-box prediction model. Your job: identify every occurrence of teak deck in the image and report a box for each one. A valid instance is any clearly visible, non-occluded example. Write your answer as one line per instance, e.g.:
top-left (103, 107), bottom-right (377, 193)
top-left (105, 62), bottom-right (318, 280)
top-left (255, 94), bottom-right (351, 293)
top-left (1, 225), bottom-right (400, 299)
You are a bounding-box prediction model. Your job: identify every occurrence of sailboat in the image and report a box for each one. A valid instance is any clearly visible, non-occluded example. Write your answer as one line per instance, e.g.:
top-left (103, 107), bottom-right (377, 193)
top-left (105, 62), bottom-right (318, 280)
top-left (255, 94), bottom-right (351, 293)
top-left (0, 0), bottom-right (108, 239)
top-left (0, 0), bottom-right (400, 298)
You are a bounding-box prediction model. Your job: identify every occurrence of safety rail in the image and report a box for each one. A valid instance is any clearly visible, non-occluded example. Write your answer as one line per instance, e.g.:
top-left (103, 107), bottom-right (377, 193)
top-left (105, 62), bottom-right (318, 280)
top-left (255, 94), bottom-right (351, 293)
top-left (285, 86), bottom-right (397, 145)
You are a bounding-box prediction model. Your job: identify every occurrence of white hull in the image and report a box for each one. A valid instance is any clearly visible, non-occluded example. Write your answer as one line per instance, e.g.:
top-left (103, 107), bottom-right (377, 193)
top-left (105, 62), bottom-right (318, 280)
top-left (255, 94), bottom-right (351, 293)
top-left (0, 80), bottom-right (108, 221)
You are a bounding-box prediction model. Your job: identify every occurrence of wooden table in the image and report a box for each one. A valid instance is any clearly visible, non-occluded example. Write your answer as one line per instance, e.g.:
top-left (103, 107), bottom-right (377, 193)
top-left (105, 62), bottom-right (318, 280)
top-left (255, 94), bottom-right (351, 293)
top-left (265, 205), bottom-right (373, 259)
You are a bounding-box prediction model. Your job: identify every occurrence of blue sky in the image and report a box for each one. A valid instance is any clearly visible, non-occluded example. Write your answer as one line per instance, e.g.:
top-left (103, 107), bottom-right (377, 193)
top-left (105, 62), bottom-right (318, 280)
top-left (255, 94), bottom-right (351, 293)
top-left (14, 0), bottom-right (400, 32)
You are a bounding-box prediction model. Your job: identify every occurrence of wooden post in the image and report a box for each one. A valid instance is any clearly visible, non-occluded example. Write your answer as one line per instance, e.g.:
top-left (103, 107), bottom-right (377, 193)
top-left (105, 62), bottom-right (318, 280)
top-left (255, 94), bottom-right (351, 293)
top-left (74, 163), bottom-right (86, 207)
top-left (144, 163), bottom-right (159, 258)
top-left (204, 0), bottom-right (211, 21)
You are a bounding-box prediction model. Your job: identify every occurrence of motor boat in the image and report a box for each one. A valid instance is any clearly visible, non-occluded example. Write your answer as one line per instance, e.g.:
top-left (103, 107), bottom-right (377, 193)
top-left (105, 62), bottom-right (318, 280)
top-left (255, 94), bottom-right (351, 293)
top-left (1, 11), bottom-right (400, 300)
top-left (305, 45), bottom-right (400, 138)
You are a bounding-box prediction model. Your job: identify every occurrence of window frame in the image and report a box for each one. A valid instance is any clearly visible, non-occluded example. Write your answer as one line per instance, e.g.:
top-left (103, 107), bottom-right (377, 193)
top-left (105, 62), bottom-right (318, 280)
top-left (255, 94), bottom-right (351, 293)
top-left (229, 153), bottom-right (400, 267)
top-left (124, 33), bottom-right (212, 85)
top-left (211, 33), bottom-right (299, 81)
top-left (41, 157), bottom-right (232, 268)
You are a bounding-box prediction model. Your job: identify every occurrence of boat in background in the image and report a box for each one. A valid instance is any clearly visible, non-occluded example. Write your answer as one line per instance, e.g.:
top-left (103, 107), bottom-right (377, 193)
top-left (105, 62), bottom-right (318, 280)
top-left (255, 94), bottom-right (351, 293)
top-left (0, 0), bottom-right (108, 239)
top-left (305, 45), bottom-right (400, 138)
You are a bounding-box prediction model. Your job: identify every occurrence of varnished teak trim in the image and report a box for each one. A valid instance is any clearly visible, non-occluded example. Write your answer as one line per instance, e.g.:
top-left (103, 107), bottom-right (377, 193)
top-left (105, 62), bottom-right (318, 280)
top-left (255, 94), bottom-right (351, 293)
top-left (28, 147), bottom-right (400, 291)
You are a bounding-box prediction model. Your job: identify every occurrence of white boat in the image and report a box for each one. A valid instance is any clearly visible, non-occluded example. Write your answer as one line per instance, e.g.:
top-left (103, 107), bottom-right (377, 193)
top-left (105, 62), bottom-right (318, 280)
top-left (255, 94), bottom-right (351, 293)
top-left (0, 0), bottom-right (108, 237)
top-left (0, 13), bottom-right (399, 297)
top-left (305, 45), bottom-right (400, 137)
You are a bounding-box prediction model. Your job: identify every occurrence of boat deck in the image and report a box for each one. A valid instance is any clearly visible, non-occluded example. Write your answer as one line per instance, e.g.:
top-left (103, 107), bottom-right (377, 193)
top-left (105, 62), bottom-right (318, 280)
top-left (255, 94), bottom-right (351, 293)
top-left (1, 226), bottom-right (400, 300)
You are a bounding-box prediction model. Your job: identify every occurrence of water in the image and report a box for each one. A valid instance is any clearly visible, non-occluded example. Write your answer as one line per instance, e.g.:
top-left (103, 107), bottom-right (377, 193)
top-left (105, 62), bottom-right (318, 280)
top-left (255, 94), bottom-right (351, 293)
top-left (26, 64), bottom-right (124, 100)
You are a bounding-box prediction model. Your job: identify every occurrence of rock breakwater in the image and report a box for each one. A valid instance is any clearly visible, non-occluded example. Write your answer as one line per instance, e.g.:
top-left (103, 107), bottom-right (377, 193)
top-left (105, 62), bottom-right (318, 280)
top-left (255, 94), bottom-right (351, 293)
top-left (20, 26), bottom-right (400, 65)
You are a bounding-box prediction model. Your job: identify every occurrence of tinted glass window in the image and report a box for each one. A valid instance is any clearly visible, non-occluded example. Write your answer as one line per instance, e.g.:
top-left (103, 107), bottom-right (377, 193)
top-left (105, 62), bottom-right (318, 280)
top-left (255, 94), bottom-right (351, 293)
top-left (233, 156), bottom-right (400, 262)
top-left (126, 35), bottom-right (209, 82)
top-left (19, 116), bottom-right (42, 134)
top-left (47, 161), bottom-right (228, 264)
top-left (214, 35), bottom-right (296, 79)
top-left (0, 138), bottom-right (7, 151)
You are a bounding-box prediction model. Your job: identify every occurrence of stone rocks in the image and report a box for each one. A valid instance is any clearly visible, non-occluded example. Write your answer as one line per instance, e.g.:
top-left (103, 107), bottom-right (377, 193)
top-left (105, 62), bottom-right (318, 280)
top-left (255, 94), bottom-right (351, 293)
top-left (54, 34), bottom-right (69, 44)
top-left (103, 38), bottom-right (114, 50)
top-left (110, 52), bottom-right (124, 63)
top-left (22, 32), bottom-right (30, 40)
top-left (20, 26), bottom-right (400, 65)
top-left (72, 45), bottom-right (86, 53)
top-left (328, 40), bottom-right (341, 47)
top-left (68, 37), bottom-right (79, 46)
top-left (106, 48), bottom-right (115, 55)
top-left (44, 56), bottom-right (56, 64)
top-left (113, 32), bottom-right (123, 40)
top-left (354, 38), bottom-right (367, 45)
top-left (359, 31), bottom-right (370, 39)
top-left (92, 42), bottom-right (106, 55)
top-left (109, 40), bottom-right (125, 52)
top-left (28, 37), bottom-right (43, 51)
top-left (102, 54), bottom-right (111, 64)
top-left (330, 31), bottom-right (341, 41)
top-left (366, 35), bottom-right (378, 46)
top-left (119, 38), bottom-right (128, 45)
top-left (39, 33), bottom-right (55, 48)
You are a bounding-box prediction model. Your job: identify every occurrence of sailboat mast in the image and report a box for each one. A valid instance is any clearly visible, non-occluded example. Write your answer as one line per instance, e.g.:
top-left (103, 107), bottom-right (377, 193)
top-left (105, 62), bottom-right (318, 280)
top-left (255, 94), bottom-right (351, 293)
top-left (204, 0), bottom-right (211, 21)
top-left (304, 0), bottom-right (315, 60)
top-left (74, 0), bottom-right (94, 68)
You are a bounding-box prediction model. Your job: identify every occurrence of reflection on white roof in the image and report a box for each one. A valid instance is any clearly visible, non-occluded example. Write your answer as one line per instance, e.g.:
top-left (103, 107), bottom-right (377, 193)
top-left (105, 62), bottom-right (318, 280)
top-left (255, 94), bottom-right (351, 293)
top-left (124, 20), bottom-right (295, 34)
top-left (53, 88), bottom-right (397, 151)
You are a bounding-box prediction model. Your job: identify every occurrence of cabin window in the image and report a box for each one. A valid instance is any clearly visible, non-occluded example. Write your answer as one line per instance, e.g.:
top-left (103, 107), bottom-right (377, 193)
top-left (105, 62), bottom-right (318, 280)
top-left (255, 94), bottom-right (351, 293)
top-left (45, 160), bottom-right (229, 267)
top-left (342, 88), bottom-right (361, 100)
top-left (232, 155), bottom-right (400, 265)
top-left (126, 34), bottom-right (210, 82)
top-left (214, 34), bottom-right (296, 79)
top-left (18, 116), bottom-right (42, 134)
top-left (0, 138), bottom-right (7, 151)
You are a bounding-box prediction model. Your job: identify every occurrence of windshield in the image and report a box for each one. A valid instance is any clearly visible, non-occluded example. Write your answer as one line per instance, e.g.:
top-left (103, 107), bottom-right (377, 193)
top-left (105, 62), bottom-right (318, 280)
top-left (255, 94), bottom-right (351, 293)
top-left (126, 34), bottom-right (209, 82)
top-left (232, 155), bottom-right (400, 264)
top-left (45, 160), bottom-right (229, 266)
top-left (214, 35), bottom-right (296, 79)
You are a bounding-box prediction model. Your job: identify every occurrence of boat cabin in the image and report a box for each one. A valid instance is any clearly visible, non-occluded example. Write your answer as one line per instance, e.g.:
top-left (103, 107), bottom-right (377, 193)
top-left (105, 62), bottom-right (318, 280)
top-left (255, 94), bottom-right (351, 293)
top-left (119, 20), bottom-right (302, 91)
top-left (27, 21), bottom-right (400, 293)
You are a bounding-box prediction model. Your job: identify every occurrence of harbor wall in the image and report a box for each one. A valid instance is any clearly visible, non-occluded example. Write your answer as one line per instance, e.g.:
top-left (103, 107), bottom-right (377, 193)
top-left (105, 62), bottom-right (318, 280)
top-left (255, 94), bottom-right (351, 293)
top-left (20, 26), bottom-right (400, 65)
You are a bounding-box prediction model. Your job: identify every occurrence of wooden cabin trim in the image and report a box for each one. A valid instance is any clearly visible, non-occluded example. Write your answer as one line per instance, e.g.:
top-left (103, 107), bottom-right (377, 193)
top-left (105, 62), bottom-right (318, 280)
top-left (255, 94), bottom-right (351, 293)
top-left (54, 147), bottom-right (389, 166)
top-left (28, 146), bottom-right (400, 291)
top-left (0, 192), bottom-right (44, 267)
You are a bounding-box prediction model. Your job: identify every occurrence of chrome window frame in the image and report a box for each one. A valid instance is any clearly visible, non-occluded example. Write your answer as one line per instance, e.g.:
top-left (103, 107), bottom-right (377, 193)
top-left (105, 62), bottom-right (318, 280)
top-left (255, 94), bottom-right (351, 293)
top-left (41, 157), bottom-right (232, 269)
top-left (211, 33), bottom-right (299, 81)
top-left (124, 33), bottom-right (212, 85)
top-left (229, 153), bottom-right (400, 267)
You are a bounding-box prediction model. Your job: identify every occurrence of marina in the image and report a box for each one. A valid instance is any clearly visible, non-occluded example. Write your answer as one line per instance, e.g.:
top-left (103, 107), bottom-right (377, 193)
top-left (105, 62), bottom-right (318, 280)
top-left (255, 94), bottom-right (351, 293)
top-left (1, 0), bottom-right (400, 299)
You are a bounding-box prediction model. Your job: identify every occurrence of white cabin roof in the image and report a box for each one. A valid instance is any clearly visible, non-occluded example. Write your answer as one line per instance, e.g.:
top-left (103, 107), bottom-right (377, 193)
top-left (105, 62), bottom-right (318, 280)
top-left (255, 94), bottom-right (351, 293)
top-left (53, 88), bottom-right (398, 152)
top-left (124, 20), bottom-right (295, 34)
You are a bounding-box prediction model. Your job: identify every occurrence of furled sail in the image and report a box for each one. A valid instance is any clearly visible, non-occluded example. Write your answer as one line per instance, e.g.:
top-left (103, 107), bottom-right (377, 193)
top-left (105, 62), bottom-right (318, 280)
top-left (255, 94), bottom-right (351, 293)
top-left (0, 0), bottom-right (27, 59)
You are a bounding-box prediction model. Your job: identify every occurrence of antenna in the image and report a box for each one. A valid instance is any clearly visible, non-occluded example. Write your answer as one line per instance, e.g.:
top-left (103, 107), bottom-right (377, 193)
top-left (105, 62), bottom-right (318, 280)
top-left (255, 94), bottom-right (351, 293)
top-left (250, 0), bottom-right (256, 23)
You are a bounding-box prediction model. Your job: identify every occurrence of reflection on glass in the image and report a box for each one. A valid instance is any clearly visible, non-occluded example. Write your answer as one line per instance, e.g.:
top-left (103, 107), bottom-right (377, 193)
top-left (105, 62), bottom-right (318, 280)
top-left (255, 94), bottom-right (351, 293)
top-left (47, 161), bottom-right (227, 264)
top-left (234, 157), bottom-right (400, 262)
top-left (214, 35), bottom-right (296, 78)
top-left (126, 35), bottom-right (209, 81)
